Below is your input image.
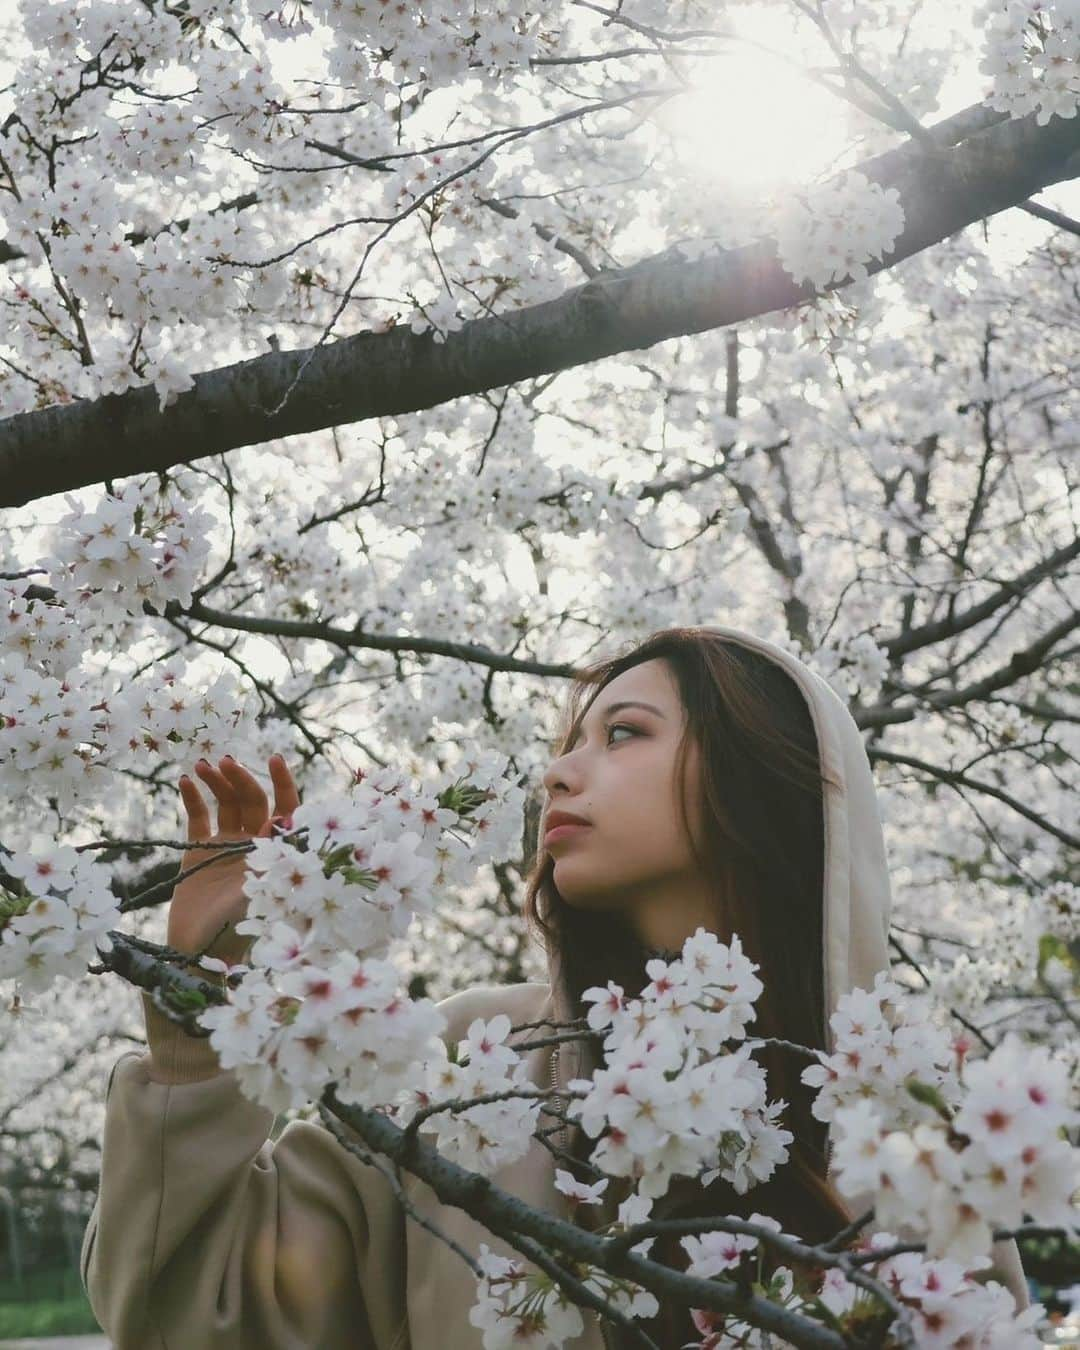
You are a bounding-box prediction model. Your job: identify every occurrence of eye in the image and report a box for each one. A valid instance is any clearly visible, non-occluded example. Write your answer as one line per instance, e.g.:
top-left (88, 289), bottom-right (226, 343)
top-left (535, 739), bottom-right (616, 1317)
top-left (606, 722), bottom-right (638, 745)
top-left (564, 721), bottom-right (641, 753)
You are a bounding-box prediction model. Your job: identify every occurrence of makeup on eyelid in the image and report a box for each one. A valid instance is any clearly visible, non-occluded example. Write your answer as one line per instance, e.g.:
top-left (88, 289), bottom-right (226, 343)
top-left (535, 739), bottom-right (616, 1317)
top-left (569, 698), bottom-right (666, 750)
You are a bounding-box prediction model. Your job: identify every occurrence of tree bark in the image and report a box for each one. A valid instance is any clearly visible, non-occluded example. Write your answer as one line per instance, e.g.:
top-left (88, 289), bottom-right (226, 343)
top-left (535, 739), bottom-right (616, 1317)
top-left (2, 100), bottom-right (1078, 508)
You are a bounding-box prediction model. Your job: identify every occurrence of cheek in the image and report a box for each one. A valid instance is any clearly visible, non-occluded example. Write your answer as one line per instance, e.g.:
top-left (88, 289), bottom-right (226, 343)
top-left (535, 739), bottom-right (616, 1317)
top-left (600, 767), bottom-right (692, 856)
top-left (606, 751), bottom-right (683, 825)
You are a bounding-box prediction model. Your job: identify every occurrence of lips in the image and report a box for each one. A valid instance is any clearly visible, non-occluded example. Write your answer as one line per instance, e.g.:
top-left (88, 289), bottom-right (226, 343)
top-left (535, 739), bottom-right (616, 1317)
top-left (544, 810), bottom-right (592, 845)
top-left (545, 809), bottom-right (591, 832)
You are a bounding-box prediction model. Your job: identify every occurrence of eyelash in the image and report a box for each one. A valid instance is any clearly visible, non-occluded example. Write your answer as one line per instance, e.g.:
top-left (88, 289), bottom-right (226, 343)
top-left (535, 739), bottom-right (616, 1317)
top-left (606, 721), bottom-right (638, 745)
top-left (570, 721), bottom-right (639, 752)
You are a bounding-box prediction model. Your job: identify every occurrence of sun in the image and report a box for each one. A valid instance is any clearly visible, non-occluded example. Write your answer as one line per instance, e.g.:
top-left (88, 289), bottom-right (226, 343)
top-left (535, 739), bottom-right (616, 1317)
top-left (655, 38), bottom-right (852, 202)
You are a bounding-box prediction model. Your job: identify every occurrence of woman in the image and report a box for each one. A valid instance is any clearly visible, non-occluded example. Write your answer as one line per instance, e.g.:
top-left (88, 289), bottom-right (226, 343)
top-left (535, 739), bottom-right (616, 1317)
top-left (80, 624), bottom-right (1029, 1349)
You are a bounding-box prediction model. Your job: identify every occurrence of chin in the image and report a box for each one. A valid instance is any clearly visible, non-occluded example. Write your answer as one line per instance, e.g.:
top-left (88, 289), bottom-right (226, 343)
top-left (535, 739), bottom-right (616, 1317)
top-left (550, 868), bottom-right (628, 911)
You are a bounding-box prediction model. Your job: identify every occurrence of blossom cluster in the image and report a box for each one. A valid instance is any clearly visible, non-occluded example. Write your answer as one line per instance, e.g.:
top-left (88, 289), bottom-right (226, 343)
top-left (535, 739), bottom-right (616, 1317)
top-left (774, 170), bottom-right (906, 292)
top-left (1, 473), bottom-right (256, 816)
top-left (469, 1187), bottom-right (660, 1350)
top-left (196, 758), bottom-right (528, 1114)
top-left (470, 1242), bottom-right (588, 1349)
top-left (827, 1041), bottom-right (1078, 1267)
top-left (0, 846), bottom-right (120, 998)
top-left (453, 932), bottom-right (1065, 1347)
top-left (199, 946), bottom-right (449, 1115)
top-left (311, 0), bottom-right (553, 96)
top-left (566, 931), bottom-right (793, 1199)
top-left (687, 1221), bottom-right (1049, 1350)
top-left (976, 0), bottom-right (1080, 126)
top-left (0, 641), bottom-right (253, 819)
top-left (392, 1011), bottom-right (545, 1174)
top-left (801, 969), bottom-right (962, 1129)
top-left (42, 478), bottom-right (215, 616)
top-left (803, 972), bottom-right (1079, 1273)
top-left (4, 171), bottom-right (283, 410)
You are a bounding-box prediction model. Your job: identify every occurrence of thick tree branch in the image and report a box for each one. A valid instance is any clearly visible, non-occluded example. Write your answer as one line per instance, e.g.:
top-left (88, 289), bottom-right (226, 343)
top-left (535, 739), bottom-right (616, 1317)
top-left (322, 1084), bottom-right (878, 1349)
top-left (91, 930), bottom-right (229, 1035)
top-left (3, 100), bottom-right (1079, 507)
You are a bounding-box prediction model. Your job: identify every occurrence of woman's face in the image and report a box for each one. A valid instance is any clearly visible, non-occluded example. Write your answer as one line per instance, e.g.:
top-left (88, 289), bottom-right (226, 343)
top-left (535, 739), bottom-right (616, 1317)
top-left (539, 658), bottom-right (713, 947)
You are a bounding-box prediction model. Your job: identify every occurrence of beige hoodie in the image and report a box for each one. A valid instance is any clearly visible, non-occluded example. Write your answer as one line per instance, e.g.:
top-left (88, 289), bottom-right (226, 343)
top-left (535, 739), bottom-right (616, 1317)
top-left (80, 625), bottom-right (1029, 1348)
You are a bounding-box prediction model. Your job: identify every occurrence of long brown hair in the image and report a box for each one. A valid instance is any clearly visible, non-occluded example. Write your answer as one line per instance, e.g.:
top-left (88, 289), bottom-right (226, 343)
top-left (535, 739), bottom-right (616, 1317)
top-left (523, 627), bottom-right (856, 1347)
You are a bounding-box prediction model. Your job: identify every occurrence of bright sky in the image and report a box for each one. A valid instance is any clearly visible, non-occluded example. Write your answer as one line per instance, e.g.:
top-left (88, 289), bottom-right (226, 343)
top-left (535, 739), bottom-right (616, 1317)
top-left (650, 2), bottom-right (1078, 267)
top-left (1, 1), bottom-right (1076, 793)
top-left (0, 2), bottom-right (1074, 272)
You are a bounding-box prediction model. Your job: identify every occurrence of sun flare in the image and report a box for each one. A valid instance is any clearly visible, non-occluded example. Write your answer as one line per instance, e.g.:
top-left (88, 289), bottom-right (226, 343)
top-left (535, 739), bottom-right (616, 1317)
top-left (657, 43), bottom-right (852, 201)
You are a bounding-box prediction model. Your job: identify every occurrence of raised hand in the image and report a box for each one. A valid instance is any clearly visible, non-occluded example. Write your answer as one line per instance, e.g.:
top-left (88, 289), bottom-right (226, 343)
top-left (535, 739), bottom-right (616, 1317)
top-left (169, 754), bottom-right (301, 964)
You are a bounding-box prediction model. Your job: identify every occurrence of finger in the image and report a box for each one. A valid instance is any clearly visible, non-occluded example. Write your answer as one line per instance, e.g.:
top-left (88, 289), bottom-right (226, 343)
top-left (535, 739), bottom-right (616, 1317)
top-left (218, 756), bottom-right (270, 833)
top-left (268, 754), bottom-right (302, 819)
top-left (194, 759), bottom-right (244, 836)
top-left (179, 774), bottom-right (213, 844)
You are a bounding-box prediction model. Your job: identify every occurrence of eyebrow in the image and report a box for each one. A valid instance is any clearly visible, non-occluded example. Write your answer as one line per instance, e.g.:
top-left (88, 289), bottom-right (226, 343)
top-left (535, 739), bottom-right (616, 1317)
top-left (569, 700), bottom-right (667, 746)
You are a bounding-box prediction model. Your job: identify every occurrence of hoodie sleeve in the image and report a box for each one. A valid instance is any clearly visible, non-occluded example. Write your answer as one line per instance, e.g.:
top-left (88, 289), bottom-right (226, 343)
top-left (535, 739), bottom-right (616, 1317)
top-left (979, 1235), bottom-right (1031, 1313)
top-left (80, 991), bottom-right (409, 1350)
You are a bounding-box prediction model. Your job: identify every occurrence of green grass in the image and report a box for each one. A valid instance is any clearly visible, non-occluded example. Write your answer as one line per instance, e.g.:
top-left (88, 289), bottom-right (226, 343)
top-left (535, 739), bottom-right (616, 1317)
top-left (0, 1266), bottom-right (102, 1337)
top-left (0, 1294), bottom-right (102, 1337)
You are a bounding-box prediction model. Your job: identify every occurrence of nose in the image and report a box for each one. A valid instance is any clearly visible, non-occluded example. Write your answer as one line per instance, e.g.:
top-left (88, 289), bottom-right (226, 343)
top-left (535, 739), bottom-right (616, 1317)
top-left (541, 744), bottom-right (582, 800)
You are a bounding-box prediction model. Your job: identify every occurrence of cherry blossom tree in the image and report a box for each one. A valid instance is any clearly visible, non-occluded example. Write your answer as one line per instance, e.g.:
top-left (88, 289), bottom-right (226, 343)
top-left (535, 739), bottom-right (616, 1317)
top-left (1, 0), bottom-right (1079, 1344)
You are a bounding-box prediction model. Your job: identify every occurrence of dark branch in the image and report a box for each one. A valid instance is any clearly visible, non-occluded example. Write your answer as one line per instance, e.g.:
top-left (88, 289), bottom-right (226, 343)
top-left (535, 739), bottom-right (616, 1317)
top-left (3, 100), bottom-right (1079, 507)
top-left (867, 746), bottom-right (1080, 850)
top-left (1017, 197), bottom-right (1080, 236)
top-left (322, 1083), bottom-right (864, 1349)
top-left (0, 190), bottom-right (259, 266)
top-left (858, 608), bottom-right (1080, 730)
top-left (880, 536), bottom-right (1080, 660)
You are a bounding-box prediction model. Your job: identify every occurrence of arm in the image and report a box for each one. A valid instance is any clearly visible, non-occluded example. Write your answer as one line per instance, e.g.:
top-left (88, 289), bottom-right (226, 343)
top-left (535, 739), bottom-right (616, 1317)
top-left (80, 992), bottom-right (409, 1350)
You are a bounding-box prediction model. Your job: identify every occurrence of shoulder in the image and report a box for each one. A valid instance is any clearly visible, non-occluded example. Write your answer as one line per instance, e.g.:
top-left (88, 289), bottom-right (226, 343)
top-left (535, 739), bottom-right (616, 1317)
top-left (434, 980), bottom-right (552, 1049)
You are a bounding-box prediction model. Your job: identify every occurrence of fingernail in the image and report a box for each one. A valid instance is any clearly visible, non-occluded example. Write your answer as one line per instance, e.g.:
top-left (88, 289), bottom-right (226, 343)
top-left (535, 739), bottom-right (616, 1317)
top-left (179, 774), bottom-right (191, 783)
top-left (222, 753), bottom-right (235, 761)
top-left (196, 758), bottom-right (209, 767)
